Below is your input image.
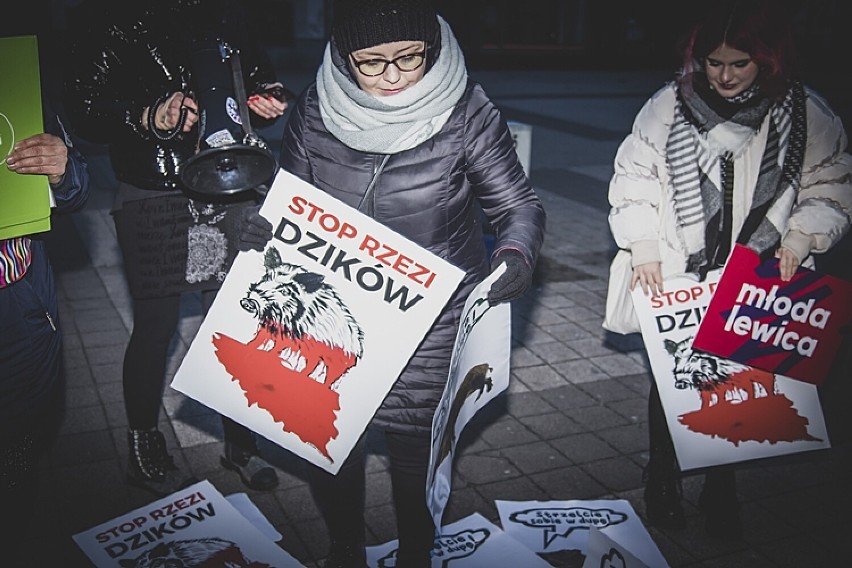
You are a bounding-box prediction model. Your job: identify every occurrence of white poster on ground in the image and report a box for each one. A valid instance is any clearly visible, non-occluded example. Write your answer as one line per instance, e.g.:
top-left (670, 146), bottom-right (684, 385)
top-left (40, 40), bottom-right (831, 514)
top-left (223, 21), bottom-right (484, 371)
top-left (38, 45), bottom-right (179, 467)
top-left (581, 527), bottom-right (649, 568)
top-left (366, 512), bottom-right (551, 568)
top-left (631, 271), bottom-right (830, 471)
top-left (72, 480), bottom-right (304, 567)
top-left (171, 169), bottom-right (464, 474)
top-left (426, 264), bottom-right (511, 529)
top-left (495, 499), bottom-right (668, 568)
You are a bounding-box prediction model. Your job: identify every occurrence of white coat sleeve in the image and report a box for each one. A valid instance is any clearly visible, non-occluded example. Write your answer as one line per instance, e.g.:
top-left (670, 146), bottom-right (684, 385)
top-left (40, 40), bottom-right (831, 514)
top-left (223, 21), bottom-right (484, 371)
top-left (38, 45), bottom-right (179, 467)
top-left (607, 85), bottom-right (675, 267)
top-left (783, 89), bottom-right (852, 259)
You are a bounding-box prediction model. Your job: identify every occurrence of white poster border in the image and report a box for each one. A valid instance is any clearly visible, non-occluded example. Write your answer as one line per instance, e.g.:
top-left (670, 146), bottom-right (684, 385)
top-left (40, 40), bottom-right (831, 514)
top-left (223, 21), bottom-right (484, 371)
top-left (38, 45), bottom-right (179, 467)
top-left (171, 170), bottom-right (464, 473)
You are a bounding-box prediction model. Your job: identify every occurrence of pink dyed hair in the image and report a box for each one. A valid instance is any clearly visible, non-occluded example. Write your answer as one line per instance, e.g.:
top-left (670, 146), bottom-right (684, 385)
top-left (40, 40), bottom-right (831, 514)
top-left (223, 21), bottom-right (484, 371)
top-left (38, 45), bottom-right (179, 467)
top-left (679, 0), bottom-right (800, 100)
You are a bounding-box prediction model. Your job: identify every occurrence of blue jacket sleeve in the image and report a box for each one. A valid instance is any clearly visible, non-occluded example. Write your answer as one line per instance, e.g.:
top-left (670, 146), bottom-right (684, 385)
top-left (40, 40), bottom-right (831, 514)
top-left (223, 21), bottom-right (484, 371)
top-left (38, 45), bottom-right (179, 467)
top-left (44, 101), bottom-right (90, 214)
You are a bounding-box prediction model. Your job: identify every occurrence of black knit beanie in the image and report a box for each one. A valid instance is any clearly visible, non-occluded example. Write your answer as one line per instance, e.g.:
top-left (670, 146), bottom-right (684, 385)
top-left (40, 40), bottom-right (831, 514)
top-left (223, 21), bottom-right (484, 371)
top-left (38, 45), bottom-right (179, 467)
top-left (332, 0), bottom-right (439, 54)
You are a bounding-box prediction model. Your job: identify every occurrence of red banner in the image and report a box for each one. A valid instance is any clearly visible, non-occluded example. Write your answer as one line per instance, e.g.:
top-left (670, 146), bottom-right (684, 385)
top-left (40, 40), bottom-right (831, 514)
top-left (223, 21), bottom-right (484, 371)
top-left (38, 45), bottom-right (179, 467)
top-left (693, 245), bottom-right (852, 385)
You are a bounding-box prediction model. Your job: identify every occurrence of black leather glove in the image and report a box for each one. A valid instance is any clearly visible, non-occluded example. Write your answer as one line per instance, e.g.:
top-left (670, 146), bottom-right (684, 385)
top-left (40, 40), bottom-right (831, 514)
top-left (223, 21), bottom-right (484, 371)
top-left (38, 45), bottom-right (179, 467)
top-left (487, 249), bottom-right (533, 306)
top-left (236, 204), bottom-right (273, 252)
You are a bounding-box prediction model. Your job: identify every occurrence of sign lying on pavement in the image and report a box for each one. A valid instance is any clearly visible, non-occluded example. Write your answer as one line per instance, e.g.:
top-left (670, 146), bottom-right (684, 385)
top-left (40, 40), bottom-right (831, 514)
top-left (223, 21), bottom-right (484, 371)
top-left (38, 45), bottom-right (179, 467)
top-left (72, 480), bottom-right (304, 567)
top-left (495, 499), bottom-right (668, 568)
top-left (367, 512), bottom-right (551, 568)
top-left (581, 527), bottom-right (649, 568)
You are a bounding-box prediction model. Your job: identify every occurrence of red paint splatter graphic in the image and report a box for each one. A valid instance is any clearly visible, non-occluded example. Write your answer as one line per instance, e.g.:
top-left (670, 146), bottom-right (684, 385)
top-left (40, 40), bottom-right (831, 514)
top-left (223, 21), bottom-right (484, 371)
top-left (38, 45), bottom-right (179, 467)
top-left (213, 328), bottom-right (356, 460)
top-left (216, 249), bottom-right (365, 461)
top-left (678, 368), bottom-right (820, 445)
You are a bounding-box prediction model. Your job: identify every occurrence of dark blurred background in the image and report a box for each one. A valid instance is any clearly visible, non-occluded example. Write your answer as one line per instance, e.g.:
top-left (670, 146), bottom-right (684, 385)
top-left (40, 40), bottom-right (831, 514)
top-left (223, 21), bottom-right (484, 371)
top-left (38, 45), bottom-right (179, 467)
top-left (4, 1), bottom-right (850, 278)
top-left (4, 0), bottom-right (849, 129)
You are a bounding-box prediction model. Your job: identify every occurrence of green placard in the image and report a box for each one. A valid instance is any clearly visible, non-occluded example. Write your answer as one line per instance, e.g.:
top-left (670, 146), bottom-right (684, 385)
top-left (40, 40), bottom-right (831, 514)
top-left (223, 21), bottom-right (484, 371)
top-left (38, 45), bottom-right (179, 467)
top-left (0, 35), bottom-right (50, 239)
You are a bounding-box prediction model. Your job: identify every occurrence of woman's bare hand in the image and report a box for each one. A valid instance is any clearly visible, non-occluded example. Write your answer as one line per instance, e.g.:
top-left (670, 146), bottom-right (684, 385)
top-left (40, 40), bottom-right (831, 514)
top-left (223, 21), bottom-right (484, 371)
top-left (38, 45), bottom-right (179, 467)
top-left (776, 247), bottom-right (801, 281)
top-left (5, 133), bottom-right (68, 184)
top-left (631, 261), bottom-right (664, 296)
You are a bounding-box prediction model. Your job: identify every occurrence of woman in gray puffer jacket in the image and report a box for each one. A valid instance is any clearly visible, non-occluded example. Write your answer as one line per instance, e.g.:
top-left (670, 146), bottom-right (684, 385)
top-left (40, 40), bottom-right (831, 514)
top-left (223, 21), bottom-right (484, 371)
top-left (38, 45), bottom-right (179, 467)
top-left (242, 1), bottom-right (544, 566)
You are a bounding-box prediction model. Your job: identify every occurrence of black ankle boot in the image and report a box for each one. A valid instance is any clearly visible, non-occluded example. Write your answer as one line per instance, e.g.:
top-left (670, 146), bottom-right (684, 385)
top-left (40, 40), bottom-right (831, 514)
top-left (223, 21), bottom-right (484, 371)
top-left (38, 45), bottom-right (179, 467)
top-left (322, 540), bottom-right (367, 568)
top-left (643, 466), bottom-right (685, 529)
top-left (127, 429), bottom-right (197, 497)
top-left (395, 549), bottom-right (432, 568)
top-left (699, 467), bottom-right (742, 539)
top-left (391, 467), bottom-right (436, 568)
top-left (220, 441), bottom-right (279, 491)
top-left (644, 386), bottom-right (685, 529)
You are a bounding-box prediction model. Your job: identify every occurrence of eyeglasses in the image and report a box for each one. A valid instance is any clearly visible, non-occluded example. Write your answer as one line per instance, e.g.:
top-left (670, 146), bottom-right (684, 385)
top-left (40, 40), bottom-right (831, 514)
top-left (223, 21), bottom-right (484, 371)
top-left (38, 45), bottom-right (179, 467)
top-left (350, 51), bottom-right (427, 77)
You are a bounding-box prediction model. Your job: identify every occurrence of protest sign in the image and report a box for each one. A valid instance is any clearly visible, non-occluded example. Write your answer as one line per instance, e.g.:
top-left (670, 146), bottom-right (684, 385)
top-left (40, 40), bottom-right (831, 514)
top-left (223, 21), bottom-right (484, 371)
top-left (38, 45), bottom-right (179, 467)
top-left (693, 244), bottom-right (852, 385)
top-left (171, 169), bottom-right (464, 474)
top-left (426, 265), bottom-right (511, 529)
top-left (367, 512), bottom-right (551, 568)
top-left (73, 480), bottom-right (304, 567)
top-left (581, 527), bottom-right (649, 568)
top-left (632, 271), bottom-right (830, 471)
top-left (496, 499), bottom-right (668, 568)
top-left (0, 35), bottom-right (50, 239)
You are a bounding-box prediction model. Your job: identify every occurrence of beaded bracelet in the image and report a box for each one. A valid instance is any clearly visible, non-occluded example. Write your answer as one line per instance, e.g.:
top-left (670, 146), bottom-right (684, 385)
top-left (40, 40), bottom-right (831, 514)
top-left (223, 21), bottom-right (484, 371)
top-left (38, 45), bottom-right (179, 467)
top-left (147, 94), bottom-right (187, 141)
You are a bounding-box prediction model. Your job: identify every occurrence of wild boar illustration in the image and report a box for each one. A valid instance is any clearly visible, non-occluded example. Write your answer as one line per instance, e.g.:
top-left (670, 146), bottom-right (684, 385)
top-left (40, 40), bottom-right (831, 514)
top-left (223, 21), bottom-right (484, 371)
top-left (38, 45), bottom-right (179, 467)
top-left (664, 336), bottom-right (775, 408)
top-left (241, 247), bottom-right (364, 387)
top-left (212, 247), bottom-right (367, 459)
top-left (117, 537), bottom-right (271, 568)
top-left (662, 336), bottom-right (818, 445)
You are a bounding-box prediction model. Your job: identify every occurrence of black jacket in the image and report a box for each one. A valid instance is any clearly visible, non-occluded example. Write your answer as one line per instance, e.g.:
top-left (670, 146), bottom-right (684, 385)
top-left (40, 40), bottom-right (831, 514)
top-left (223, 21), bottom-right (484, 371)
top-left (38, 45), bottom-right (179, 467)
top-left (63, 0), bottom-right (279, 192)
top-left (280, 80), bottom-right (546, 434)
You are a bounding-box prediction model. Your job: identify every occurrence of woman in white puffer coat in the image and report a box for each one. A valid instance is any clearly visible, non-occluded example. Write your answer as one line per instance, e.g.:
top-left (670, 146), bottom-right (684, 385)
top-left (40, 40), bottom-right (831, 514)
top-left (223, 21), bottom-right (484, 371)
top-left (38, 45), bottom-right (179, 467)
top-left (606, 0), bottom-right (852, 540)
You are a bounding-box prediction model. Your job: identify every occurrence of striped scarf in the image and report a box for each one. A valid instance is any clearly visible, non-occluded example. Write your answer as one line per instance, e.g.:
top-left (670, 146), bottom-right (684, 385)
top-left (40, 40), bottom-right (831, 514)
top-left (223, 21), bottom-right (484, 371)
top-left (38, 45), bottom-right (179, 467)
top-left (666, 74), bottom-right (807, 276)
top-left (0, 237), bottom-right (32, 287)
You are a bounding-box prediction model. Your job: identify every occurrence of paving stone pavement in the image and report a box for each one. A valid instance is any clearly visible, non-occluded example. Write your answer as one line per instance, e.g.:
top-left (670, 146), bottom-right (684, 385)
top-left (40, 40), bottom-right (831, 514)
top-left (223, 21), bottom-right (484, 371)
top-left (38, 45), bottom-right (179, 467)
top-left (21, 64), bottom-right (851, 567)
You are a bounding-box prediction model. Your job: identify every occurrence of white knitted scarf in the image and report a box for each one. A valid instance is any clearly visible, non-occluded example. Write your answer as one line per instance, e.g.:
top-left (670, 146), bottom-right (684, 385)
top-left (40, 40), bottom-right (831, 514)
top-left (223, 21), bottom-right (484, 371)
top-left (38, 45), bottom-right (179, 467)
top-left (316, 16), bottom-right (468, 154)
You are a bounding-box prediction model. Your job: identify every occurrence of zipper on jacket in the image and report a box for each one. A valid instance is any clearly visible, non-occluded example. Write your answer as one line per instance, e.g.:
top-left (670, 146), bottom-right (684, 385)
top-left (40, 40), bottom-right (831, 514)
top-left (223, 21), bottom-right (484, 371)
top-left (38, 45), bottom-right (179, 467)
top-left (45, 311), bottom-right (57, 331)
top-left (358, 154), bottom-right (390, 216)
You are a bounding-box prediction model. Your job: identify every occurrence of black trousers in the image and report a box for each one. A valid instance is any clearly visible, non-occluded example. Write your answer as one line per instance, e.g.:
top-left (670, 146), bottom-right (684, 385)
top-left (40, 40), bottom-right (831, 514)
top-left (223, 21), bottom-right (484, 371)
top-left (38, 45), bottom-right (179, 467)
top-left (308, 429), bottom-right (436, 560)
top-left (648, 381), bottom-right (737, 503)
top-left (122, 289), bottom-right (256, 453)
top-left (0, 244), bottom-right (64, 561)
